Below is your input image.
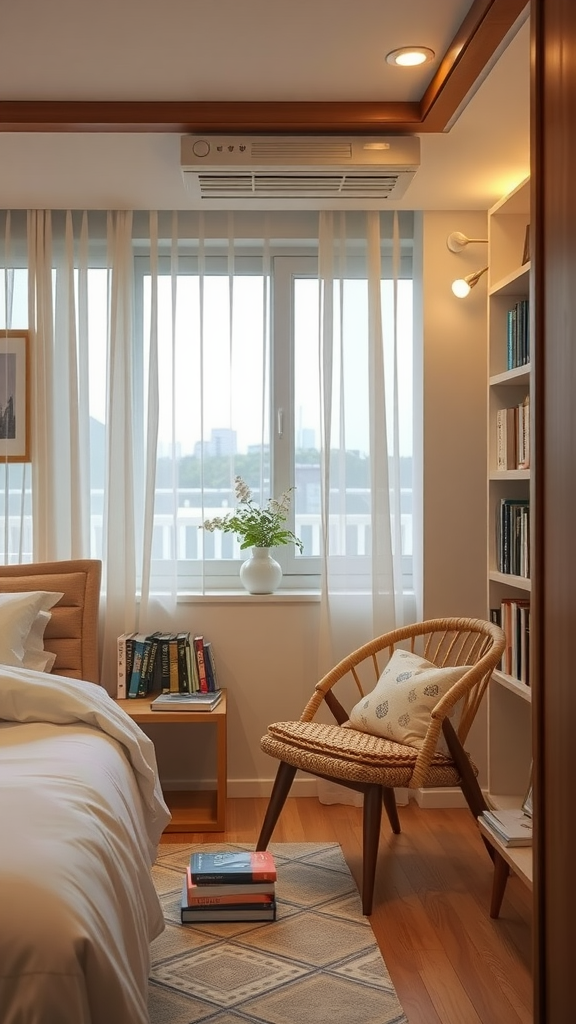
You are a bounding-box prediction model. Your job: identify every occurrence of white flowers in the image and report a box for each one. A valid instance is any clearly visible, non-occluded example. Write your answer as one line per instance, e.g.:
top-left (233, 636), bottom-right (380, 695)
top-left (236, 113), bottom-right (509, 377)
top-left (201, 476), bottom-right (303, 552)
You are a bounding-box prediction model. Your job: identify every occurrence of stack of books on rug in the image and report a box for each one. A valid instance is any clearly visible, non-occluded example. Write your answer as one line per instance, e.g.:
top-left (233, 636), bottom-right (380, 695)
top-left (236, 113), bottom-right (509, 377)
top-left (180, 850), bottom-right (278, 923)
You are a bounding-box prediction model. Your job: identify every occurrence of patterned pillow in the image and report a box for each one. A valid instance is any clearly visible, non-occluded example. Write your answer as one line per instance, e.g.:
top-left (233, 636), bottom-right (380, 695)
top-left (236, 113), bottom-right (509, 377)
top-left (348, 649), bottom-right (471, 750)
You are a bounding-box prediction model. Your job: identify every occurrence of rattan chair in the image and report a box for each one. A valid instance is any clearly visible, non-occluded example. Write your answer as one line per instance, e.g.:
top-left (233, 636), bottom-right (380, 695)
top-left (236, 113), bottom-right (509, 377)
top-left (257, 617), bottom-right (506, 915)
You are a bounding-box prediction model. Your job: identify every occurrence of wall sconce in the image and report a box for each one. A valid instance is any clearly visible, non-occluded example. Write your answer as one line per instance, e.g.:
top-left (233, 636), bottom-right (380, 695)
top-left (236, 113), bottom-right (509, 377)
top-left (446, 231), bottom-right (488, 252)
top-left (451, 266), bottom-right (489, 298)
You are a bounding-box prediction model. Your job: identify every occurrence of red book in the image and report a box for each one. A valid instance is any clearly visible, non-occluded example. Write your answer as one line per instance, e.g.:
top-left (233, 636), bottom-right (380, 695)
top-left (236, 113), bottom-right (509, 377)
top-left (189, 850), bottom-right (277, 885)
top-left (193, 635), bottom-right (209, 693)
top-left (185, 867), bottom-right (275, 905)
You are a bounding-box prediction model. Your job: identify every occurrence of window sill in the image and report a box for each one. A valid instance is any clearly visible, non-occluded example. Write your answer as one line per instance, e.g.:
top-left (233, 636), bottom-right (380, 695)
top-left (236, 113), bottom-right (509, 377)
top-left (176, 589), bottom-right (321, 604)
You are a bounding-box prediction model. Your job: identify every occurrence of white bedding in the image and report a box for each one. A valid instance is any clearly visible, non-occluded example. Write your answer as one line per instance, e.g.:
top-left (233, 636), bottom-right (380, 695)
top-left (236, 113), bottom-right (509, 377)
top-left (0, 666), bottom-right (171, 1024)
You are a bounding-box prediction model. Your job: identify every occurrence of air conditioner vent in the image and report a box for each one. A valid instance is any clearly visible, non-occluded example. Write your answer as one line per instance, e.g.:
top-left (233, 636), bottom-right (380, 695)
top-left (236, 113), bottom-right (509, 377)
top-left (196, 173), bottom-right (402, 199)
top-left (250, 141), bottom-right (354, 161)
top-left (181, 134), bottom-right (420, 201)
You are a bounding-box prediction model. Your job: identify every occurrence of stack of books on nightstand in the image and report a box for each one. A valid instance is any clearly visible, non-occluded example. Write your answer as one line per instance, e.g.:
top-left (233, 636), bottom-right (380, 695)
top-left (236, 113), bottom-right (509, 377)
top-left (180, 850), bottom-right (277, 923)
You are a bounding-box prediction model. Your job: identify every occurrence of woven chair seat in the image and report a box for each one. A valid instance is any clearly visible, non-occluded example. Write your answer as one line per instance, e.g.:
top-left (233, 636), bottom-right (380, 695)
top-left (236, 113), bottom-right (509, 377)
top-left (262, 720), bottom-right (473, 788)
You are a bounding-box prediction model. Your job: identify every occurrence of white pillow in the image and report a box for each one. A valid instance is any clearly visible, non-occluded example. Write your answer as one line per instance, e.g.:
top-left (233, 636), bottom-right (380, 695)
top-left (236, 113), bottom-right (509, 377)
top-left (0, 591), bottom-right (63, 671)
top-left (348, 649), bottom-right (471, 750)
top-left (22, 609), bottom-right (57, 672)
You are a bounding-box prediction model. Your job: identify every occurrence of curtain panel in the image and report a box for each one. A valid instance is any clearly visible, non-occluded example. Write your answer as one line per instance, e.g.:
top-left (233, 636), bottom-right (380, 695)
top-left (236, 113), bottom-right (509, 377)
top-left (0, 209), bottom-right (416, 685)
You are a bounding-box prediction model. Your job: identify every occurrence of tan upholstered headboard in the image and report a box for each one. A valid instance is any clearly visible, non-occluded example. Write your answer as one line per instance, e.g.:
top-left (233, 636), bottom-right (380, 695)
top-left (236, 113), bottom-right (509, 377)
top-left (0, 559), bottom-right (102, 684)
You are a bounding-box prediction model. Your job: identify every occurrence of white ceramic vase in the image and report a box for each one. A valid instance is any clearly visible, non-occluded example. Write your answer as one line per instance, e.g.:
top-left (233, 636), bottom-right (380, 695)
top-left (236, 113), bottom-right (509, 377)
top-left (239, 547), bottom-right (283, 594)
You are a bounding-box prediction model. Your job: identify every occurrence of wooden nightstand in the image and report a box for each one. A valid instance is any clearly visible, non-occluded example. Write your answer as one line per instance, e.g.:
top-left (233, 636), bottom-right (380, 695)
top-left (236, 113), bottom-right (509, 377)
top-left (116, 689), bottom-right (227, 832)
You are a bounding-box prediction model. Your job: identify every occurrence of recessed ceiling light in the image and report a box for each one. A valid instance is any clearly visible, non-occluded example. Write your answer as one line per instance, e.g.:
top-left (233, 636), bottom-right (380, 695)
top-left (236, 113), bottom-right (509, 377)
top-left (386, 47), bottom-right (435, 67)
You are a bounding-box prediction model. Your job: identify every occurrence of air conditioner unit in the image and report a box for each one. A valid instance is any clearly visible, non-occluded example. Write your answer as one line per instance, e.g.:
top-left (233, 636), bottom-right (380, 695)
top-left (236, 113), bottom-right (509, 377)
top-left (181, 134), bottom-right (420, 200)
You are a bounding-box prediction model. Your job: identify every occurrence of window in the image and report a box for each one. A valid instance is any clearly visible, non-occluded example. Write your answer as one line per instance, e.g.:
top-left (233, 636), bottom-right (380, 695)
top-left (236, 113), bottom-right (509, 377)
top-left (0, 210), bottom-right (415, 596)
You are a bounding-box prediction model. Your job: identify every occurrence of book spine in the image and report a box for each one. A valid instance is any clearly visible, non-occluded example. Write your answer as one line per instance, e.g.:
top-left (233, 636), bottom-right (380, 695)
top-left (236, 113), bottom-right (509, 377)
top-left (496, 409), bottom-right (506, 471)
top-left (116, 633), bottom-right (128, 699)
top-left (137, 638), bottom-right (152, 696)
top-left (145, 636), bottom-right (160, 693)
top-left (190, 869), bottom-right (276, 885)
top-left (185, 868), bottom-right (273, 905)
top-left (168, 636), bottom-right (180, 692)
top-left (204, 641), bottom-right (218, 692)
top-left (181, 904), bottom-right (277, 923)
top-left (159, 636), bottom-right (171, 693)
top-left (128, 639), bottom-right (146, 697)
top-left (177, 632), bottom-right (191, 693)
top-left (194, 635), bottom-right (209, 693)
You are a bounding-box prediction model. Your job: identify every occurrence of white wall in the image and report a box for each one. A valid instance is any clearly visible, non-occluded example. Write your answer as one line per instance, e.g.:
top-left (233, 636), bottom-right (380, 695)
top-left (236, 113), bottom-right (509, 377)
top-left (421, 210), bottom-right (489, 792)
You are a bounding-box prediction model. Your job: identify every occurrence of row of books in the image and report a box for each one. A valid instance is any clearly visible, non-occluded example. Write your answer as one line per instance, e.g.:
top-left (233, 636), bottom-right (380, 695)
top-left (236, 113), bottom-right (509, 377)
top-left (180, 850), bottom-right (277, 923)
top-left (495, 394), bottom-right (530, 471)
top-left (506, 298), bottom-right (530, 370)
top-left (116, 631), bottom-right (218, 699)
top-left (490, 599), bottom-right (530, 685)
top-left (496, 497), bottom-right (530, 578)
top-left (480, 808), bottom-right (532, 848)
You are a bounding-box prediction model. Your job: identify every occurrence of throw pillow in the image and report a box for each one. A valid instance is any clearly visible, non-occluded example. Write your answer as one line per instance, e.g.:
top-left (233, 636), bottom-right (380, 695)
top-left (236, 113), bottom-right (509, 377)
top-left (348, 648), bottom-right (471, 750)
top-left (0, 591), bottom-right (63, 670)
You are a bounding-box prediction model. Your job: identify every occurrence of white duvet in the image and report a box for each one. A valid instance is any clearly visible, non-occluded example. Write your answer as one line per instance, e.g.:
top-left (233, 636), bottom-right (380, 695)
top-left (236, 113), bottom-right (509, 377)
top-left (0, 666), bottom-right (171, 1024)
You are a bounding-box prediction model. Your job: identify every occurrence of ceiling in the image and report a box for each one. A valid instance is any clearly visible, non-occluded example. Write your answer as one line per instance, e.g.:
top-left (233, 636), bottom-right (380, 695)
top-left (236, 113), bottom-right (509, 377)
top-left (0, 0), bottom-right (530, 210)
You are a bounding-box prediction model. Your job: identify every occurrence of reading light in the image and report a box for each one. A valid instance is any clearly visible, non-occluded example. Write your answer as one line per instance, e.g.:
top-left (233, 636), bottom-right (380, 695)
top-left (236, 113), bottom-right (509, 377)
top-left (446, 231), bottom-right (488, 253)
top-left (451, 266), bottom-right (489, 298)
top-left (386, 46), bottom-right (435, 67)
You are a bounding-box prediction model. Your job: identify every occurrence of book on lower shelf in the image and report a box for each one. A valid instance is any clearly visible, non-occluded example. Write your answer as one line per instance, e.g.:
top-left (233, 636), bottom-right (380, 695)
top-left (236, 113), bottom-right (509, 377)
top-left (189, 850), bottom-right (277, 886)
top-left (480, 808), bottom-right (533, 847)
top-left (150, 689), bottom-right (223, 712)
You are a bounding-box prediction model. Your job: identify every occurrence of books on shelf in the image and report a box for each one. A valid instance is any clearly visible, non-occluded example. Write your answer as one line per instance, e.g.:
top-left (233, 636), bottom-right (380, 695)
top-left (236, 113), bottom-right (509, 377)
top-left (495, 395), bottom-right (530, 472)
top-left (490, 601), bottom-right (530, 684)
top-left (496, 497), bottom-right (530, 578)
top-left (116, 629), bottom-right (220, 700)
top-left (506, 298), bottom-right (530, 370)
top-left (150, 689), bottom-right (223, 712)
top-left (480, 808), bottom-right (533, 847)
top-left (189, 850), bottom-right (277, 886)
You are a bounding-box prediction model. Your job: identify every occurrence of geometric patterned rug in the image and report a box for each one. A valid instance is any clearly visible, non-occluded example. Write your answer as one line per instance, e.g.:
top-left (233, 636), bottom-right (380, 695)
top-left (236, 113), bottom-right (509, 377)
top-left (149, 842), bottom-right (408, 1024)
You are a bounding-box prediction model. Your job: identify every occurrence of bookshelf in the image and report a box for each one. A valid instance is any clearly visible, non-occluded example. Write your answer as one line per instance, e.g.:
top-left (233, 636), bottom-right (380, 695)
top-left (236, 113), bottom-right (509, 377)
top-left (486, 177), bottom-right (532, 893)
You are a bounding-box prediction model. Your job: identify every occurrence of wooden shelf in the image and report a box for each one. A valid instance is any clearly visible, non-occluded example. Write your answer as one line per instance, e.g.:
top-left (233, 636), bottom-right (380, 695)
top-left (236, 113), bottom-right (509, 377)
top-left (478, 817), bottom-right (532, 918)
top-left (115, 689), bottom-right (227, 832)
top-left (486, 178), bottom-right (532, 913)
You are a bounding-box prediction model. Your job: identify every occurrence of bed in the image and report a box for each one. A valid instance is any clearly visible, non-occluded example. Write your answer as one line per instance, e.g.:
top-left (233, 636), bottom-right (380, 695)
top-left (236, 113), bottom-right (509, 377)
top-left (0, 559), bottom-right (171, 1024)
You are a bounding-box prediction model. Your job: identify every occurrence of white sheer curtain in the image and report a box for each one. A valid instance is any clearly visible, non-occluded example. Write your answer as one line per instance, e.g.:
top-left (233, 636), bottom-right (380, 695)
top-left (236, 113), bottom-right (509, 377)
top-left (315, 210), bottom-right (412, 806)
top-left (0, 208), bottom-right (415, 690)
top-left (316, 210), bottom-right (411, 672)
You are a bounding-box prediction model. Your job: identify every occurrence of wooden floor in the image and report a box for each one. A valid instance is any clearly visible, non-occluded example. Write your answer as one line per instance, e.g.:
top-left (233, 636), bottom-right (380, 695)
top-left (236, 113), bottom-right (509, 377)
top-left (161, 796), bottom-right (533, 1024)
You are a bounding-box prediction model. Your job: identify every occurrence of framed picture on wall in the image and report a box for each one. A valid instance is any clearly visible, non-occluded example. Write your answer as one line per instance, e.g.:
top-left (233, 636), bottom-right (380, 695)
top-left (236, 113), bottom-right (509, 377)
top-left (0, 331), bottom-right (30, 463)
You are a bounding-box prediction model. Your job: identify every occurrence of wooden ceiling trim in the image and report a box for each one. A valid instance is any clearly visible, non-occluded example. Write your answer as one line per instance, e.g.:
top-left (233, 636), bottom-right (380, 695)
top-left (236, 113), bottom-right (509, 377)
top-left (0, 0), bottom-right (528, 135)
top-left (419, 0), bottom-right (529, 131)
top-left (0, 99), bottom-right (421, 135)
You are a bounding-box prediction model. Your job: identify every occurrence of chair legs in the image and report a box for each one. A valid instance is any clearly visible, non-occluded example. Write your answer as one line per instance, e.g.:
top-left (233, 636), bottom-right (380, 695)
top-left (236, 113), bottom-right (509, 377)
top-left (257, 767), bottom-right (397, 916)
top-left (382, 786), bottom-right (401, 833)
top-left (362, 784), bottom-right (384, 916)
top-left (256, 761), bottom-right (297, 850)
